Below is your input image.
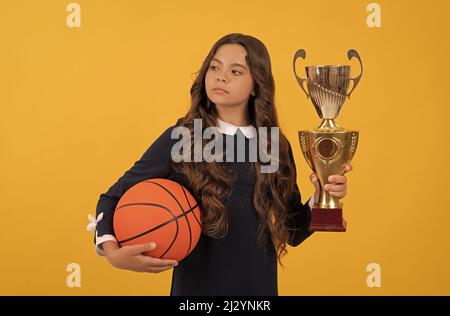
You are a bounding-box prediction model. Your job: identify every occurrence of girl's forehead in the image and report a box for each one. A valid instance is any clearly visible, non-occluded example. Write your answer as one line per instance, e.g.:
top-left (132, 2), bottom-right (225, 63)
top-left (213, 44), bottom-right (249, 65)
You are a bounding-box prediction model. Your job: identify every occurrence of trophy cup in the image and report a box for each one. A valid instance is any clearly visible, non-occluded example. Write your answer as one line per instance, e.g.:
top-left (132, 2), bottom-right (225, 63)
top-left (293, 49), bottom-right (363, 232)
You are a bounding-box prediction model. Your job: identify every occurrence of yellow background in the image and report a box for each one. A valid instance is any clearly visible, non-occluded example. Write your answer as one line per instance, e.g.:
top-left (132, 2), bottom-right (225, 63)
top-left (1, 0), bottom-right (449, 295)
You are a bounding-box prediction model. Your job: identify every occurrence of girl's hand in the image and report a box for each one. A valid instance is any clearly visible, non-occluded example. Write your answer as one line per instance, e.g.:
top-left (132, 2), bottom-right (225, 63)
top-left (309, 164), bottom-right (353, 202)
top-left (104, 241), bottom-right (178, 273)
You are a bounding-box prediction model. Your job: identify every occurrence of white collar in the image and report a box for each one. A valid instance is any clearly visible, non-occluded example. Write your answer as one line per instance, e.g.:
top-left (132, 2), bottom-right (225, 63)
top-left (216, 117), bottom-right (256, 139)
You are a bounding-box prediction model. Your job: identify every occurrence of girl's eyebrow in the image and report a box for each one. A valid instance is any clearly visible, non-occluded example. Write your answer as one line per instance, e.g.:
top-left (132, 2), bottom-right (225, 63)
top-left (211, 58), bottom-right (248, 70)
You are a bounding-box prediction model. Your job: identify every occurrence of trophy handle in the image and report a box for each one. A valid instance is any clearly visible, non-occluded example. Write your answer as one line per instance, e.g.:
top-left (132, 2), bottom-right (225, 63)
top-left (346, 49), bottom-right (363, 99)
top-left (293, 49), bottom-right (310, 99)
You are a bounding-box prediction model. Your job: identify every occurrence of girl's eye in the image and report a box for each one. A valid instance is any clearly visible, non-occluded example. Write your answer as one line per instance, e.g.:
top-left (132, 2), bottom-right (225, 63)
top-left (209, 65), bottom-right (241, 75)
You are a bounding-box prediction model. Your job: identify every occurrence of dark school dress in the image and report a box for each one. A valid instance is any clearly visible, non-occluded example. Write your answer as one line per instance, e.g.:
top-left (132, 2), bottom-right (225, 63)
top-left (94, 118), bottom-right (313, 296)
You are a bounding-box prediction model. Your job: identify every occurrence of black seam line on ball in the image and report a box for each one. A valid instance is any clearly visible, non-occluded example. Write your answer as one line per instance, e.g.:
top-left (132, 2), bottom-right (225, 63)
top-left (117, 203), bottom-right (198, 245)
top-left (180, 183), bottom-right (201, 227)
top-left (179, 184), bottom-right (201, 256)
top-left (116, 202), bottom-right (180, 253)
top-left (145, 181), bottom-right (194, 259)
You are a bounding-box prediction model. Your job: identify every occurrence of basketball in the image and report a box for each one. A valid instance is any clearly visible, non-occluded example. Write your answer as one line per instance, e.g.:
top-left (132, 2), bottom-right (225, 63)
top-left (113, 178), bottom-right (202, 262)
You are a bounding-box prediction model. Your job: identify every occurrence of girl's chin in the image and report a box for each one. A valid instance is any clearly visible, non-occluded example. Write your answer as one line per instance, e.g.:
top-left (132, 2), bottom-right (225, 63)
top-left (211, 101), bottom-right (240, 107)
top-left (210, 93), bottom-right (230, 99)
top-left (209, 96), bottom-right (234, 105)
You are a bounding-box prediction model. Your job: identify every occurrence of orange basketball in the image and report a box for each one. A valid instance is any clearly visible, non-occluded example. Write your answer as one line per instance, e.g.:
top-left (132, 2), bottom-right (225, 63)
top-left (113, 178), bottom-right (202, 262)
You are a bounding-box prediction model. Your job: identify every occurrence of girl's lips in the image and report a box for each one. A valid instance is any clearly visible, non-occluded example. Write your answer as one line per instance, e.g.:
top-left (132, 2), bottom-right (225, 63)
top-left (213, 88), bottom-right (229, 94)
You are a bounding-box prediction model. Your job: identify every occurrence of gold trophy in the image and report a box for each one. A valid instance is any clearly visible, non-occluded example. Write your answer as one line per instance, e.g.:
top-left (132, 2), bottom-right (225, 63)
top-left (293, 49), bottom-right (363, 232)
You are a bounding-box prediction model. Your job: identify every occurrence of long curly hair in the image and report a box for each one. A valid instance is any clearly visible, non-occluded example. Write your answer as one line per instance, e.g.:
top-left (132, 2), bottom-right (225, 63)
top-left (170, 33), bottom-right (298, 267)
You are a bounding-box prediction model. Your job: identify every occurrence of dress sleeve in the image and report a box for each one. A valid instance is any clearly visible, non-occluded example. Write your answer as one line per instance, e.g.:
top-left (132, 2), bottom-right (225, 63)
top-left (285, 140), bottom-right (315, 247)
top-left (92, 118), bottom-right (182, 256)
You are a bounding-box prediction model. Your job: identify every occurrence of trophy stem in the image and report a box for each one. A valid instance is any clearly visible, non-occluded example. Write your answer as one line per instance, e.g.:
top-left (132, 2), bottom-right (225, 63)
top-left (317, 190), bottom-right (342, 209)
top-left (317, 119), bottom-right (343, 131)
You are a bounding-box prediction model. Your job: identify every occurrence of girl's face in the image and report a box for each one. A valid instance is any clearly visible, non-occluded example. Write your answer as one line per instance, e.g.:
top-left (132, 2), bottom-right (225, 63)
top-left (205, 43), bottom-right (255, 109)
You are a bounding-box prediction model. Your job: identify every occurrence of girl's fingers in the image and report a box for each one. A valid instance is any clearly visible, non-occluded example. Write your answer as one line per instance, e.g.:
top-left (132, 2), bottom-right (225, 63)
top-left (328, 191), bottom-right (346, 198)
top-left (323, 165), bottom-right (351, 198)
top-left (323, 184), bottom-right (346, 192)
top-left (327, 175), bottom-right (347, 184)
top-left (147, 265), bottom-right (176, 273)
top-left (343, 164), bottom-right (353, 174)
top-left (310, 173), bottom-right (319, 185)
top-left (140, 256), bottom-right (178, 267)
top-left (127, 242), bottom-right (156, 255)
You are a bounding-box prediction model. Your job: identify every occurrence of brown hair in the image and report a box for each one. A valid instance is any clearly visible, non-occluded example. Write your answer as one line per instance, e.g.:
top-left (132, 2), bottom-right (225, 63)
top-left (170, 33), bottom-right (297, 267)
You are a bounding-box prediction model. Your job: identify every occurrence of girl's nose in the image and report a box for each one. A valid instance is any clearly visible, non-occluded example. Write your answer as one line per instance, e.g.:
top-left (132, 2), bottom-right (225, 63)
top-left (216, 75), bottom-right (227, 83)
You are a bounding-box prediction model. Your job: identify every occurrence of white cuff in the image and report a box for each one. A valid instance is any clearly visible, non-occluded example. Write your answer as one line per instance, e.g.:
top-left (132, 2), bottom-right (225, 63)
top-left (95, 233), bottom-right (118, 256)
top-left (308, 195), bottom-right (315, 210)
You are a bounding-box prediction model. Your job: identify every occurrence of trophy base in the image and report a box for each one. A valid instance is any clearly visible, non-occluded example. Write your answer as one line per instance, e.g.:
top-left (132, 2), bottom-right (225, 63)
top-left (308, 206), bottom-right (347, 232)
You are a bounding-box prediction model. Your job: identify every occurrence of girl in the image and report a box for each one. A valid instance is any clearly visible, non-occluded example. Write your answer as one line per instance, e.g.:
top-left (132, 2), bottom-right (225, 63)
top-left (90, 33), bottom-right (353, 296)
